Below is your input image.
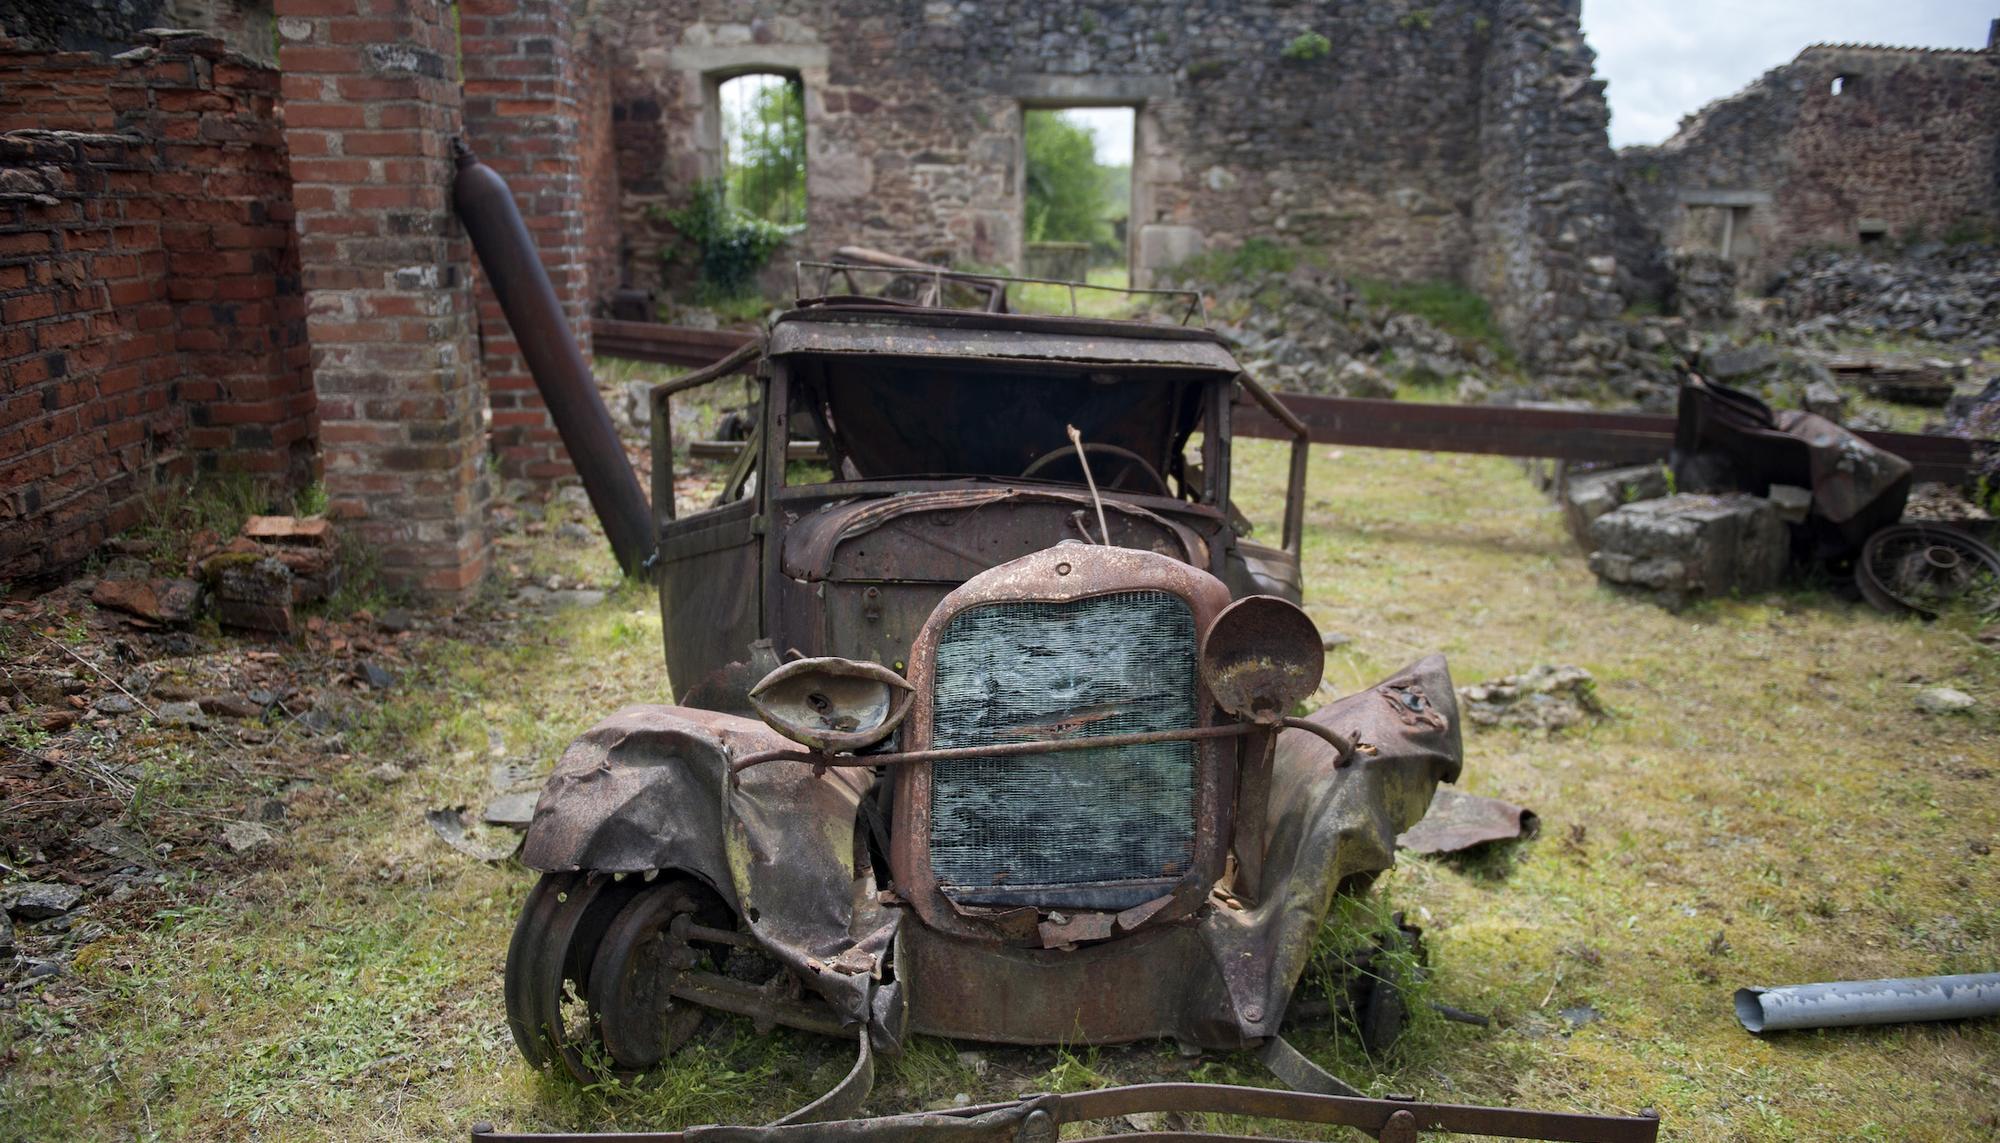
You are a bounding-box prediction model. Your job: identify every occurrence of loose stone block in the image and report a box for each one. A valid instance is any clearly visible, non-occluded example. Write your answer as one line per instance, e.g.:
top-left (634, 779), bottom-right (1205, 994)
top-left (1562, 463), bottom-right (1669, 547)
top-left (1587, 493), bottom-right (1787, 605)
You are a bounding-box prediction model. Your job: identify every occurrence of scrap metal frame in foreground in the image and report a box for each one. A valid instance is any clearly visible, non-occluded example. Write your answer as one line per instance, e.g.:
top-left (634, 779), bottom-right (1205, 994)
top-left (472, 1081), bottom-right (1660, 1142)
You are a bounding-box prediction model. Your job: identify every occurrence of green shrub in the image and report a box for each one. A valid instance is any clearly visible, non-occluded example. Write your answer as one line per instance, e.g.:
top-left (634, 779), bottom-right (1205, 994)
top-left (662, 180), bottom-right (797, 299)
top-left (1281, 32), bottom-right (1331, 61)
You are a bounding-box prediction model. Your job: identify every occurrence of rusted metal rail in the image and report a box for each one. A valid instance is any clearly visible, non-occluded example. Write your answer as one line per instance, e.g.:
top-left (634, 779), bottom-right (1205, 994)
top-left (1229, 392), bottom-right (1980, 485)
top-left (594, 320), bottom-right (1982, 484)
top-left (470, 1080), bottom-right (1661, 1142)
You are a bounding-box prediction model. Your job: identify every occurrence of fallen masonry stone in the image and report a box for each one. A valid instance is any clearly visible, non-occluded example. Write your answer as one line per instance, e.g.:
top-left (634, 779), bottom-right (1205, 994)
top-left (221, 821), bottom-right (276, 853)
top-left (1802, 380), bottom-right (1847, 422)
top-left (91, 577), bottom-right (202, 624)
top-left (0, 909), bottom-right (12, 958)
top-left (376, 607), bottom-right (415, 633)
top-left (203, 555), bottom-right (295, 635)
top-left (1562, 464), bottom-right (1668, 547)
top-left (1767, 484), bottom-right (1812, 525)
top-left (1699, 342), bottom-right (1778, 380)
top-left (198, 695), bottom-right (263, 719)
top-left (358, 661), bottom-right (398, 690)
top-left (1914, 687), bottom-right (1975, 715)
top-left (80, 823), bottom-right (158, 870)
top-left (154, 701), bottom-right (204, 726)
top-left (1588, 494), bottom-right (1787, 605)
top-left (7, 882), bottom-right (82, 920)
top-left (92, 694), bottom-right (136, 715)
top-left (482, 792), bottom-right (538, 828)
top-left (1459, 665), bottom-right (1606, 732)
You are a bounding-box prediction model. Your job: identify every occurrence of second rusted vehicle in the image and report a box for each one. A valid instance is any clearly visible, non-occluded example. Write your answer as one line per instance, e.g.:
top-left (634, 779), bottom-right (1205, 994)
top-left (481, 252), bottom-right (1656, 1139)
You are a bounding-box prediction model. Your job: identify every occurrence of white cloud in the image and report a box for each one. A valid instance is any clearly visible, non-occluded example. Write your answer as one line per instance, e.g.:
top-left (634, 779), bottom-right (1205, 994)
top-left (1582, 0), bottom-right (1994, 148)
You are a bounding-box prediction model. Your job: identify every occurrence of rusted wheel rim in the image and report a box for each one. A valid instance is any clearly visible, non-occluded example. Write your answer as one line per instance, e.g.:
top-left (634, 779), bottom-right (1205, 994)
top-left (1857, 524), bottom-right (2000, 618)
top-left (503, 872), bottom-right (644, 1082)
top-left (586, 882), bottom-right (710, 1072)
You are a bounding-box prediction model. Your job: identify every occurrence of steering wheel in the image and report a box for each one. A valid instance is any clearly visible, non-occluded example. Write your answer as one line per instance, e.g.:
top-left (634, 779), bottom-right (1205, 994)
top-left (1019, 442), bottom-right (1171, 496)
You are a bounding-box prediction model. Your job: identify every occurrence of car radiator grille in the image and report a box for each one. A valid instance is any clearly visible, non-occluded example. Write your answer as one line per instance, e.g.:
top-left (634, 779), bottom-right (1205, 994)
top-left (928, 590), bottom-right (1198, 909)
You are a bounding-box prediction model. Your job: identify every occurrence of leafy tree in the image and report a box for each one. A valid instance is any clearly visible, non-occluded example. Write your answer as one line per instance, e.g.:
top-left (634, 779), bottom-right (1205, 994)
top-left (1023, 110), bottom-right (1111, 247)
top-left (723, 74), bottom-right (805, 227)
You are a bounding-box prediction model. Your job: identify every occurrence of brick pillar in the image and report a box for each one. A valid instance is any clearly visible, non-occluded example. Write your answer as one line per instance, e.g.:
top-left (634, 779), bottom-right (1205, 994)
top-left (275, 0), bottom-right (489, 598)
top-left (459, 0), bottom-right (592, 483)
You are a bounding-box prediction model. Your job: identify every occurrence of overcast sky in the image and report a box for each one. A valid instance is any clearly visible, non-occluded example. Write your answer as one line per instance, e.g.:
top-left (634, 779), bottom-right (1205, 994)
top-left (1583, 0), bottom-right (1995, 148)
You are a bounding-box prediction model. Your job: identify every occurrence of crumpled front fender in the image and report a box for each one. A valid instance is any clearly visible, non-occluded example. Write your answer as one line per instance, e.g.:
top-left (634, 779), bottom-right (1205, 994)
top-left (522, 705), bottom-right (788, 890)
top-left (521, 704), bottom-right (899, 1032)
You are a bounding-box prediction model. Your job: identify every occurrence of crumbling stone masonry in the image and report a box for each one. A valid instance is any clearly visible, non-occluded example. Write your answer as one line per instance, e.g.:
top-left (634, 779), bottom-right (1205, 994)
top-left (1618, 28), bottom-right (2000, 289)
top-left (597, 0), bottom-right (1626, 364)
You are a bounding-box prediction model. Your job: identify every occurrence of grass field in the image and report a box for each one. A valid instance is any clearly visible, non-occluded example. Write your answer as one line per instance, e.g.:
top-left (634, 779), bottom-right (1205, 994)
top-left (4, 440), bottom-right (1996, 1141)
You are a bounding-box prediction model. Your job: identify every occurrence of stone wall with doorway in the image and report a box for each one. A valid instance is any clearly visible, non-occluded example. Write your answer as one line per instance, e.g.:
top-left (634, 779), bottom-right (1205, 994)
top-left (591, 0), bottom-right (1622, 363)
top-left (1616, 35), bottom-right (2000, 290)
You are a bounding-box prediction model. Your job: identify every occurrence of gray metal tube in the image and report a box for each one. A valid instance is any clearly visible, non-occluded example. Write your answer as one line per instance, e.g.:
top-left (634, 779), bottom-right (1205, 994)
top-left (451, 139), bottom-right (654, 576)
top-left (1735, 973), bottom-right (2000, 1033)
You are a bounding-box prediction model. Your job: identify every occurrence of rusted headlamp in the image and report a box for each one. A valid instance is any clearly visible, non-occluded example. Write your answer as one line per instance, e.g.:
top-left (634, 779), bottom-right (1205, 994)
top-left (1199, 596), bottom-right (1325, 722)
top-left (749, 657), bottom-right (916, 752)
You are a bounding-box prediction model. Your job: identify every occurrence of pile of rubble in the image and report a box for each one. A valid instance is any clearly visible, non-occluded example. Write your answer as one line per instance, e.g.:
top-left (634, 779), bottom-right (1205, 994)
top-left (1188, 265), bottom-right (1495, 400)
top-left (87, 515), bottom-right (342, 637)
top-left (1767, 243), bottom-right (2000, 351)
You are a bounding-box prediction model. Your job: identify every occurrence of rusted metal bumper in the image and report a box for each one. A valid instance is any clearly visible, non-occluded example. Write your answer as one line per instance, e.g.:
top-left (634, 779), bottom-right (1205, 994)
top-left (469, 1081), bottom-right (1659, 1142)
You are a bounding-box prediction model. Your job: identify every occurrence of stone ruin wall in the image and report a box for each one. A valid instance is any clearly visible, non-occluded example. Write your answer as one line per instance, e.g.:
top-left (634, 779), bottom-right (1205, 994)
top-left (0, 27), bottom-right (311, 580)
top-left (1618, 36), bottom-right (2000, 291)
top-left (596, 0), bottom-right (1622, 362)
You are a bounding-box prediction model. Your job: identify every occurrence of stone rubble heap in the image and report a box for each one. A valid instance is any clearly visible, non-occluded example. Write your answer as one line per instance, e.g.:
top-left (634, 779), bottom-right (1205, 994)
top-left (1767, 243), bottom-right (2000, 351)
top-left (1191, 266), bottom-right (1494, 401)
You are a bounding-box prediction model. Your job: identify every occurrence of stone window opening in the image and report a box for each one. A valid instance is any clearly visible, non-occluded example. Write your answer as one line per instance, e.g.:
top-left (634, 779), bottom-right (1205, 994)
top-left (713, 71), bottom-right (806, 227)
top-left (1019, 105), bottom-right (1137, 296)
top-left (1857, 219), bottom-right (1889, 246)
top-left (1830, 75), bottom-right (1847, 96)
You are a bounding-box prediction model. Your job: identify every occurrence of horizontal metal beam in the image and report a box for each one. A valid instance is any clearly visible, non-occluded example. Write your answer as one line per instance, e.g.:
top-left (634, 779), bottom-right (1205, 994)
top-left (596, 320), bottom-right (754, 367)
top-left (1232, 391), bottom-right (1980, 484)
top-left (590, 320), bottom-right (1985, 484)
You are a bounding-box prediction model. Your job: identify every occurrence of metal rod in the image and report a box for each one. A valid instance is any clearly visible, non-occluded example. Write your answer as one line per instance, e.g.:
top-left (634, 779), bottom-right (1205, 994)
top-left (731, 721), bottom-right (1263, 775)
top-left (452, 140), bottom-right (654, 576)
top-left (1066, 423), bottom-right (1112, 544)
top-left (1735, 973), bottom-right (2000, 1033)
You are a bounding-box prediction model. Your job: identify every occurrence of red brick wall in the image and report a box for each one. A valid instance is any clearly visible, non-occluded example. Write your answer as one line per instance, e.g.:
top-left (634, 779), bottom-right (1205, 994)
top-left (459, 0), bottom-right (592, 483)
top-left (577, 31), bottom-right (625, 318)
top-left (275, 0), bottom-right (490, 598)
top-left (0, 30), bottom-right (312, 582)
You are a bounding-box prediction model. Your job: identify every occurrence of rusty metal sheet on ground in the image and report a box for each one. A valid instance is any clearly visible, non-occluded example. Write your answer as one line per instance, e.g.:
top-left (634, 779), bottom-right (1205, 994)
top-left (1397, 788), bottom-right (1539, 855)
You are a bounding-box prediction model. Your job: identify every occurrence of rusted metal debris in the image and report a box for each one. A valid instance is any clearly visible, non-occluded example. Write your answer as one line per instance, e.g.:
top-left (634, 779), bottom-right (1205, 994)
top-left (1826, 356), bottom-right (1958, 407)
top-left (469, 1082), bottom-right (1660, 1142)
top-left (1673, 374), bottom-right (1912, 559)
top-left (1397, 789), bottom-right (1540, 856)
top-left (1855, 523), bottom-right (2000, 618)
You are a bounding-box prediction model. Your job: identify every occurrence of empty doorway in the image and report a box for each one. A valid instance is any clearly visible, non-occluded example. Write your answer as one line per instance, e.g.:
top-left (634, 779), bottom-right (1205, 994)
top-left (1021, 106), bottom-right (1134, 307)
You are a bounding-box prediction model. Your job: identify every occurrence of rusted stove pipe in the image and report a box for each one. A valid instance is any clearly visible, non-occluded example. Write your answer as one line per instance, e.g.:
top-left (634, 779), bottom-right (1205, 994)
top-left (451, 139), bottom-right (654, 576)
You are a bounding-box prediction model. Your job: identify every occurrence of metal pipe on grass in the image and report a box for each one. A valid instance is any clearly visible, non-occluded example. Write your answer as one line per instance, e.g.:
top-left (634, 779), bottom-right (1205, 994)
top-left (1735, 973), bottom-right (2000, 1033)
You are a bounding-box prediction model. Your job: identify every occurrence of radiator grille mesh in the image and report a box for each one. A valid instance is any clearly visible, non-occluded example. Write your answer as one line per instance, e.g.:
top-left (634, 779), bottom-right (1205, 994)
top-left (929, 590), bottom-right (1197, 900)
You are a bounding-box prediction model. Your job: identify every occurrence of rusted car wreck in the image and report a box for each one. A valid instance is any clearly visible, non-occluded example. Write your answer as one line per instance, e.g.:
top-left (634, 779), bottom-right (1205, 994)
top-left (455, 154), bottom-right (1659, 1142)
